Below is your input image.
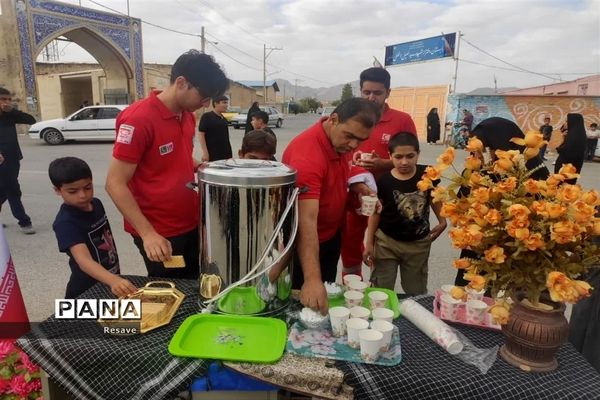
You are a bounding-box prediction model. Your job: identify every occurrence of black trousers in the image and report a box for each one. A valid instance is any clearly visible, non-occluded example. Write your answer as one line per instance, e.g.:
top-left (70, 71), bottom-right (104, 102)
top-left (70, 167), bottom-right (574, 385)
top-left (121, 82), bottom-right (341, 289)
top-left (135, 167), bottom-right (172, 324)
top-left (292, 232), bottom-right (341, 289)
top-left (586, 139), bottom-right (598, 161)
top-left (133, 228), bottom-right (200, 279)
top-left (0, 160), bottom-right (31, 227)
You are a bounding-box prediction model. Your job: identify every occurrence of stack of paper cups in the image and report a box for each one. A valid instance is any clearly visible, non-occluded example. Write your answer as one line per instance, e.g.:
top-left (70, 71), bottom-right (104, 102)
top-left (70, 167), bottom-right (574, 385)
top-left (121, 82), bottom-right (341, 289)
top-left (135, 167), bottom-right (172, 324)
top-left (399, 299), bottom-right (464, 355)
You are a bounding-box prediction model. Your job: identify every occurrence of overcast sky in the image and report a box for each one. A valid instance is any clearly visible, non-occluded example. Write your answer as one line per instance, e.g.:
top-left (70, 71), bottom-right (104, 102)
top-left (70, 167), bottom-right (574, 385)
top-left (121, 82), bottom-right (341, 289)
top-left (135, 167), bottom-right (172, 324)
top-left (53, 0), bottom-right (600, 92)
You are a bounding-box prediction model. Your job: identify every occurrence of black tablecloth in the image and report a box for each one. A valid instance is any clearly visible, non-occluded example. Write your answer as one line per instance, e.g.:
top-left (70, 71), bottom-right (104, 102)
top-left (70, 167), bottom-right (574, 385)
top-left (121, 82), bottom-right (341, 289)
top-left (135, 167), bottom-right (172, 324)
top-left (336, 295), bottom-right (600, 400)
top-left (17, 276), bottom-right (206, 400)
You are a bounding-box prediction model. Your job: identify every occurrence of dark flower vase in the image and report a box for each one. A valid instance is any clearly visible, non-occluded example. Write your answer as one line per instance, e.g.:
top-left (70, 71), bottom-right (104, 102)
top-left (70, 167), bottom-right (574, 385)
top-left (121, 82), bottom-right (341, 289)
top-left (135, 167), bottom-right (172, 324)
top-left (500, 294), bottom-right (569, 372)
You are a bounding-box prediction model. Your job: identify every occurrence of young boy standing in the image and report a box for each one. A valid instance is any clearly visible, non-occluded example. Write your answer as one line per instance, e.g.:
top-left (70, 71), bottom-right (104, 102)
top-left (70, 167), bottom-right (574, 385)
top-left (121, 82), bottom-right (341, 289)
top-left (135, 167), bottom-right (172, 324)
top-left (250, 110), bottom-right (275, 136)
top-left (50, 157), bottom-right (137, 298)
top-left (363, 133), bottom-right (446, 295)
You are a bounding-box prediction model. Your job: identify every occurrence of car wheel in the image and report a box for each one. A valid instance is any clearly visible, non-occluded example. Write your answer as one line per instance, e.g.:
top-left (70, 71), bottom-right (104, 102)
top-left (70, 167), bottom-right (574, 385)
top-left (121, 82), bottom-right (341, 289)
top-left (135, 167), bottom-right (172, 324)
top-left (276, 119), bottom-right (283, 128)
top-left (43, 128), bottom-right (64, 145)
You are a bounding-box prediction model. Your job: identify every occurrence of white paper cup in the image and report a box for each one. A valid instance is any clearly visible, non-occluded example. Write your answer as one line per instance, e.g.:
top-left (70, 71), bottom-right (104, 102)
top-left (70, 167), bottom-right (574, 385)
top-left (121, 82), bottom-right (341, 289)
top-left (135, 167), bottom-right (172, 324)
top-left (371, 307), bottom-right (394, 323)
top-left (370, 319), bottom-right (394, 352)
top-left (368, 290), bottom-right (388, 310)
top-left (359, 329), bottom-right (383, 363)
top-left (440, 284), bottom-right (455, 295)
top-left (343, 274), bottom-right (362, 290)
top-left (328, 306), bottom-right (350, 337)
top-left (360, 195), bottom-right (378, 216)
top-left (466, 299), bottom-right (488, 325)
top-left (360, 152), bottom-right (372, 161)
top-left (435, 326), bottom-right (464, 355)
top-left (346, 318), bottom-right (369, 349)
top-left (344, 290), bottom-right (364, 308)
top-left (440, 294), bottom-right (461, 320)
top-left (348, 280), bottom-right (368, 293)
top-left (466, 287), bottom-right (485, 301)
top-left (349, 306), bottom-right (370, 320)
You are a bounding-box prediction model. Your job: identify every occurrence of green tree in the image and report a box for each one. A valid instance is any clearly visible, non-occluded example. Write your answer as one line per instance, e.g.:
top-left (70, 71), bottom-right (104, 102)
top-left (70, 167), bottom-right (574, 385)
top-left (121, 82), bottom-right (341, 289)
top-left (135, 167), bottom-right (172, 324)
top-left (340, 83), bottom-right (353, 102)
top-left (299, 97), bottom-right (321, 113)
top-left (331, 100), bottom-right (341, 107)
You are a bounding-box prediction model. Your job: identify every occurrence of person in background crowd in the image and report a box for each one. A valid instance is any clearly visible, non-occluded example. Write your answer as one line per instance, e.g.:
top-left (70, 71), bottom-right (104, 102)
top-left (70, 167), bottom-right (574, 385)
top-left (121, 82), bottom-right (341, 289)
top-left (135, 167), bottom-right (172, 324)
top-left (49, 157), bottom-right (137, 299)
top-left (282, 98), bottom-right (381, 314)
top-left (245, 101), bottom-right (261, 134)
top-left (426, 107), bottom-right (440, 144)
top-left (239, 130), bottom-right (276, 161)
top-left (106, 50), bottom-right (229, 279)
top-left (0, 87), bottom-right (36, 234)
top-left (364, 133), bottom-right (446, 295)
top-left (198, 95), bottom-right (232, 162)
top-left (460, 109), bottom-right (474, 131)
top-left (555, 113), bottom-right (586, 183)
top-left (250, 110), bottom-right (275, 136)
top-left (585, 122), bottom-right (598, 162)
top-left (539, 116), bottom-right (553, 161)
top-left (340, 67), bottom-right (417, 279)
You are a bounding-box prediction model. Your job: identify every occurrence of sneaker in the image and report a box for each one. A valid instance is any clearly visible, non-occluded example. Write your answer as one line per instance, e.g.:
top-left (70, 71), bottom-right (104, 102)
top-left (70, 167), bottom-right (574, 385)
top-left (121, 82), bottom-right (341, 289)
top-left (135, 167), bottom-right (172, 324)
top-left (20, 225), bottom-right (36, 235)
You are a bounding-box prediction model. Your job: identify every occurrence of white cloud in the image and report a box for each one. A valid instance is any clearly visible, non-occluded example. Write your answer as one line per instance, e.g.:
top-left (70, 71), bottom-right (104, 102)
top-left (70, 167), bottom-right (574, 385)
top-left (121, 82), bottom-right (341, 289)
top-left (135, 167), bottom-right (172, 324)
top-left (52, 0), bottom-right (600, 91)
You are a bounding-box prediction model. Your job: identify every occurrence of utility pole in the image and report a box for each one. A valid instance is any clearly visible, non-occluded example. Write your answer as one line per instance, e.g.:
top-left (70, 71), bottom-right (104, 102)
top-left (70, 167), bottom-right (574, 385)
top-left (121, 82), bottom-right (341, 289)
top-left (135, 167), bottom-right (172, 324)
top-left (451, 31), bottom-right (462, 94)
top-left (263, 44), bottom-right (282, 103)
top-left (201, 26), bottom-right (206, 54)
top-left (294, 79), bottom-right (303, 100)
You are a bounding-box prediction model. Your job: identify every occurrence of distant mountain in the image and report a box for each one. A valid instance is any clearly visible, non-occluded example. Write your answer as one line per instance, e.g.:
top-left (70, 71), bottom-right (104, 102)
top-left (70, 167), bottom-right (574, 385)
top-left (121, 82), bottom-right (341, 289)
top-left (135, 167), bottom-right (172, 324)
top-left (275, 79), bottom-right (360, 103)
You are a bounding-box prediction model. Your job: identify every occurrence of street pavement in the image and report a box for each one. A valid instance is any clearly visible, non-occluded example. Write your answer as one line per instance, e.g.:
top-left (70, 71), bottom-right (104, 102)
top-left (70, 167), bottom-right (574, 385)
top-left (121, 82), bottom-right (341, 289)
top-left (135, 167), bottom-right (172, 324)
top-left (3, 113), bottom-right (598, 321)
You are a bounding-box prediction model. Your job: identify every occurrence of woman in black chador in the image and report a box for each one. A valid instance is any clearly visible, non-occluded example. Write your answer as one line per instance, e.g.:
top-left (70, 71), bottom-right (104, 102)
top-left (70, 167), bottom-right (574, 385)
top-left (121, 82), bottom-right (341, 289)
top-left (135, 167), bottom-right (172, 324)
top-left (555, 113), bottom-right (586, 183)
top-left (244, 101), bottom-right (261, 134)
top-left (426, 108), bottom-right (440, 144)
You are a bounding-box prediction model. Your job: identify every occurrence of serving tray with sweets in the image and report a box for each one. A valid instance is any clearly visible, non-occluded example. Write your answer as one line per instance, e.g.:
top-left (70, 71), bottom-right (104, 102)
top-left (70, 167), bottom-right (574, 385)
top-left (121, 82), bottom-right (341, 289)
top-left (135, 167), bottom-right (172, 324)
top-left (98, 281), bottom-right (185, 334)
top-left (432, 289), bottom-right (501, 331)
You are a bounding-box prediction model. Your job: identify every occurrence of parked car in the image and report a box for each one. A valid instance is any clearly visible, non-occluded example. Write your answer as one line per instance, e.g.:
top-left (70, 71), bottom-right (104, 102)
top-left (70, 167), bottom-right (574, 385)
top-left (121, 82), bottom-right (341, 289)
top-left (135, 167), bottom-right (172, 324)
top-left (28, 105), bottom-right (127, 145)
top-left (222, 106), bottom-right (241, 125)
top-left (233, 106), bottom-right (284, 129)
top-left (321, 106), bottom-right (336, 118)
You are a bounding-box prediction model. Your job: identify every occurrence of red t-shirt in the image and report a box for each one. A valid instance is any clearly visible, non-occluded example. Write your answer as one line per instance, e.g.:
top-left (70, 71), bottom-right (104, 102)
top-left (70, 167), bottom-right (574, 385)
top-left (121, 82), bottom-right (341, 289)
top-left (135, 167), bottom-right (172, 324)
top-left (357, 104), bottom-right (417, 159)
top-left (112, 91), bottom-right (199, 237)
top-left (282, 119), bottom-right (351, 243)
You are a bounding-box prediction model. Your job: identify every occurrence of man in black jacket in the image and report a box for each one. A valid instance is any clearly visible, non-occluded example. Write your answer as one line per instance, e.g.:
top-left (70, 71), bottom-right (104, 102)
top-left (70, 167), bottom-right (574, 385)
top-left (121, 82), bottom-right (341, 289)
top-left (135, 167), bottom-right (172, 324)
top-left (0, 88), bottom-right (36, 234)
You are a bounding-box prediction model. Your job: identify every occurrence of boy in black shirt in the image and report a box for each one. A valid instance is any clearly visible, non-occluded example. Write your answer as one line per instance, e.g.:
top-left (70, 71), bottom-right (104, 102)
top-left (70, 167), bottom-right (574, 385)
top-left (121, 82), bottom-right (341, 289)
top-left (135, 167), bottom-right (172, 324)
top-left (49, 157), bottom-right (137, 298)
top-left (198, 95), bottom-right (232, 162)
top-left (250, 110), bottom-right (276, 136)
top-left (363, 133), bottom-right (446, 294)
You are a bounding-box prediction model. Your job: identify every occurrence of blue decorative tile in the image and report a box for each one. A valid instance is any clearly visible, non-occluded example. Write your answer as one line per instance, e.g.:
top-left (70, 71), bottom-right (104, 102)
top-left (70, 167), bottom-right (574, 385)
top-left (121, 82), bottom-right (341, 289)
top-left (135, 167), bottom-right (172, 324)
top-left (133, 21), bottom-right (144, 98)
top-left (32, 13), bottom-right (77, 46)
top-left (16, 0), bottom-right (35, 98)
top-left (97, 25), bottom-right (131, 58)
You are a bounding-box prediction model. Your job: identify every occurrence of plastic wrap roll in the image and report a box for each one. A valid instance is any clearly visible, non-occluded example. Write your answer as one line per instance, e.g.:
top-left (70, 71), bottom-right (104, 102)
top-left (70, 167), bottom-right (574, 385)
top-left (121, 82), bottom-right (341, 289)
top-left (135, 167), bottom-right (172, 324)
top-left (400, 299), bottom-right (464, 355)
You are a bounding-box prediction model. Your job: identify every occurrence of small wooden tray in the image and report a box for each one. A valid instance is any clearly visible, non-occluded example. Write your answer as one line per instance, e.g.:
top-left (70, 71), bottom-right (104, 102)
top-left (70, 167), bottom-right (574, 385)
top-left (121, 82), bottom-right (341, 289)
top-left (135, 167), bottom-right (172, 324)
top-left (432, 289), bottom-right (501, 331)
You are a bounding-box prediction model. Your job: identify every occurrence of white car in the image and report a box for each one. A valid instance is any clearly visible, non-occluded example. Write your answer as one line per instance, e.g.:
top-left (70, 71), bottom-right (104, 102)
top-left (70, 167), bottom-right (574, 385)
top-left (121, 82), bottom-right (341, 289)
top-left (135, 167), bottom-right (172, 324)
top-left (233, 106), bottom-right (284, 129)
top-left (321, 106), bottom-right (336, 118)
top-left (28, 105), bottom-right (127, 145)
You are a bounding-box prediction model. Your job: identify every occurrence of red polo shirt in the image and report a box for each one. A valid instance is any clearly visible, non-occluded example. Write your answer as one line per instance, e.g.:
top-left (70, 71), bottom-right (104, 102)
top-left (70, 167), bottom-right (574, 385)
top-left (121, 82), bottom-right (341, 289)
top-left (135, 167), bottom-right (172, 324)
top-left (112, 91), bottom-right (199, 237)
top-left (357, 104), bottom-right (417, 160)
top-left (283, 119), bottom-right (351, 243)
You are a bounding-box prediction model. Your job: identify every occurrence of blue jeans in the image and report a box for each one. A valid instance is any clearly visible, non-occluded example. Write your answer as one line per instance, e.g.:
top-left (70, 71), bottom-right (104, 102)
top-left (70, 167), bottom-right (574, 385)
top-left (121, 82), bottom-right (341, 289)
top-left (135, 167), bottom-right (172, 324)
top-left (0, 160), bottom-right (32, 227)
top-left (539, 144), bottom-right (548, 160)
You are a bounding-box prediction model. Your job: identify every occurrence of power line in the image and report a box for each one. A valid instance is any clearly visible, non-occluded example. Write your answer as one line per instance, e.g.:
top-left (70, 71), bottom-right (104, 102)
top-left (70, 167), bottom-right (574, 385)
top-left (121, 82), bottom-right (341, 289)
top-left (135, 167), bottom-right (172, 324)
top-left (461, 37), bottom-right (562, 82)
top-left (207, 42), bottom-right (262, 71)
top-left (460, 58), bottom-right (597, 78)
top-left (193, 0), bottom-right (266, 44)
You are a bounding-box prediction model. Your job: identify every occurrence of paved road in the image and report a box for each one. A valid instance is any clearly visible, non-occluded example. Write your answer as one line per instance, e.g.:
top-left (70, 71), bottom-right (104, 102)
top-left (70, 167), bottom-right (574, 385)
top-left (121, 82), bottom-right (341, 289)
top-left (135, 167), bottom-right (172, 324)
top-left (3, 113), bottom-right (598, 321)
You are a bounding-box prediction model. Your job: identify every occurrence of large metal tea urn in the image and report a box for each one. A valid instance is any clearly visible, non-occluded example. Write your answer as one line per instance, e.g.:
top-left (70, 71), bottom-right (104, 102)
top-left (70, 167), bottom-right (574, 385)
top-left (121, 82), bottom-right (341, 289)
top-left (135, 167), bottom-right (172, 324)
top-left (197, 159), bottom-right (298, 316)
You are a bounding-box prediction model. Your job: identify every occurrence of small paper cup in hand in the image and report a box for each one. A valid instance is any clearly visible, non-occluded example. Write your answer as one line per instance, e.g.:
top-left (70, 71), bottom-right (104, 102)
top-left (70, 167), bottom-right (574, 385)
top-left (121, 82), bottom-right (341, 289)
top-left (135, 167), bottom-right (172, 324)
top-left (346, 317), bottom-right (369, 349)
top-left (360, 195), bottom-right (378, 216)
top-left (371, 307), bottom-right (394, 323)
top-left (440, 294), bottom-right (461, 320)
top-left (328, 306), bottom-right (350, 337)
top-left (344, 290), bottom-right (364, 308)
top-left (349, 306), bottom-right (370, 320)
top-left (370, 319), bottom-right (394, 352)
top-left (367, 290), bottom-right (388, 310)
top-left (359, 329), bottom-right (383, 363)
top-left (343, 274), bottom-right (362, 290)
top-left (466, 299), bottom-right (488, 325)
top-left (348, 280), bottom-right (368, 293)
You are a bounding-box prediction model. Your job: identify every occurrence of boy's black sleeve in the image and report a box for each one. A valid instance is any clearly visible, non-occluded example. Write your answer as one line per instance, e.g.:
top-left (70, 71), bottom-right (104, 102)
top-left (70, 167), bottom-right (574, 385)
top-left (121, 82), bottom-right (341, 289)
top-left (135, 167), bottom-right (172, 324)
top-left (8, 110), bottom-right (36, 125)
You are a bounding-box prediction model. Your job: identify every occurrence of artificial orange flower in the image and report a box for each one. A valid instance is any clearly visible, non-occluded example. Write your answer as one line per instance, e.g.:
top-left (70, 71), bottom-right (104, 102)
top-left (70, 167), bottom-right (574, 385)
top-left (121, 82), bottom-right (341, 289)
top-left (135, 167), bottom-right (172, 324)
top-left (581, 190), bottom-right (600, 206)
top-left (572, 280), bottom-right (592, 298)
top-left (495, 149), bottom-right (520, 160)
top-left (431, 186), bottom-right (446, 204)
top-left (464, 272), bottom-right (486, 291)
top-left (464, 155), bottom-right (482, 170)
top-left (450, 286), bottom-right (466, 300)
top-left (484, 209), bottom-right (502, 225)
top-left (551, 221), bottom-right (579, 244)
top-left (495, 177), bottom-right (517, 194)
top-left (507, 223), bottom-right (530, 240)
top-left (417, 178), bottom-right (433, 191)
top-left (470, 187), bottom-right (490, 203)
top-left (489, 302), bottom-right (511, 325)
top-left (558, 163), bottom-right (579, 180)
top-left (522, 232), bottom-right (545, 250)
top-left (449, 225), bottom-right (483, 248)
top-left (465, 137), bottom-right (484, 153)
top-left (453, 258), bottom-right (471, 269)
top-left (571, 200), bottom-right (596, 223)
top-left (531, 200), bottom-right (546, 215)
top-left (511, 131), bottom-right (545, 149)
top-left (471, 203), bottom-right (490, 218)
top-left (424, 166), bottom-right (442, 180)
top-left (545, 272), bottom-right (591, 303)
top-left (469, 171), bottom-right (484, 186)
top-left (437, 147), bottom-right (455, 167)
top-left (545, 202), bottom-right (567, 219)
top-left (546, 174), bottom-right (565, 187)
top-left (523, 146), bottom-right (540, 160)
top-left (484, 245), bottom-right (506, 264)
top-left (557, 184), bottom-right (582, 203)
top-left (508, 204), bottom-right (531, 220)
top-left (493, 158), bottom-right (514, 173)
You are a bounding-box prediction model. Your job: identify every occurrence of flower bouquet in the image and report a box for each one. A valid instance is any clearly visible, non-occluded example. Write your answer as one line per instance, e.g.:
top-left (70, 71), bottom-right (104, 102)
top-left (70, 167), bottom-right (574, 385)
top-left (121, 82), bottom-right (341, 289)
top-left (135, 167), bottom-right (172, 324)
top-left (0, 340), bottom-right (42, 400)
top-left (418, 133), bottom-right (600, 325)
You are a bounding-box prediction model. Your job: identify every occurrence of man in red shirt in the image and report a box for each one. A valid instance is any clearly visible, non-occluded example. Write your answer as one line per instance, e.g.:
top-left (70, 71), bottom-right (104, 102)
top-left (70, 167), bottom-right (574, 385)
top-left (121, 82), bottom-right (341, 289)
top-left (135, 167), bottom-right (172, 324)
top-left (283, 98), bottom-right (381, 314)
top-left (341, 68), bottom-right (417, 278)
top-left (105, 50), bottom-right (228, 279)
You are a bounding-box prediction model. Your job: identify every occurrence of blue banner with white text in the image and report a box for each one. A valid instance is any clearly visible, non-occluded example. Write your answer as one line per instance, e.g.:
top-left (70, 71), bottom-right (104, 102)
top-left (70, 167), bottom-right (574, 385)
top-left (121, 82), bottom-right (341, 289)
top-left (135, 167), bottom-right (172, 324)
top-left (385, 33), bottom-right (456, 66)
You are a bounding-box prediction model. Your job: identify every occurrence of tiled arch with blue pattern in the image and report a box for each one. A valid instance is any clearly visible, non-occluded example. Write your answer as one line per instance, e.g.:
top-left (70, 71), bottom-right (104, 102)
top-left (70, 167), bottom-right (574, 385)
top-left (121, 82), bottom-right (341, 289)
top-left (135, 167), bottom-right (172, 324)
top-left (16, 0), bottom-right (144, 105)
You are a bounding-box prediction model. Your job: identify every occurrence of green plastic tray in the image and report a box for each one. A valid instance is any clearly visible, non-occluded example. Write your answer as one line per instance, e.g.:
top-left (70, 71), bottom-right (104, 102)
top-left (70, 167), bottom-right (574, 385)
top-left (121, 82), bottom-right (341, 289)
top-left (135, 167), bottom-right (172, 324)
top-left (329, 287), bottom-right (401, 319)
top-left (168, 314), bottom-right (287, 363)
